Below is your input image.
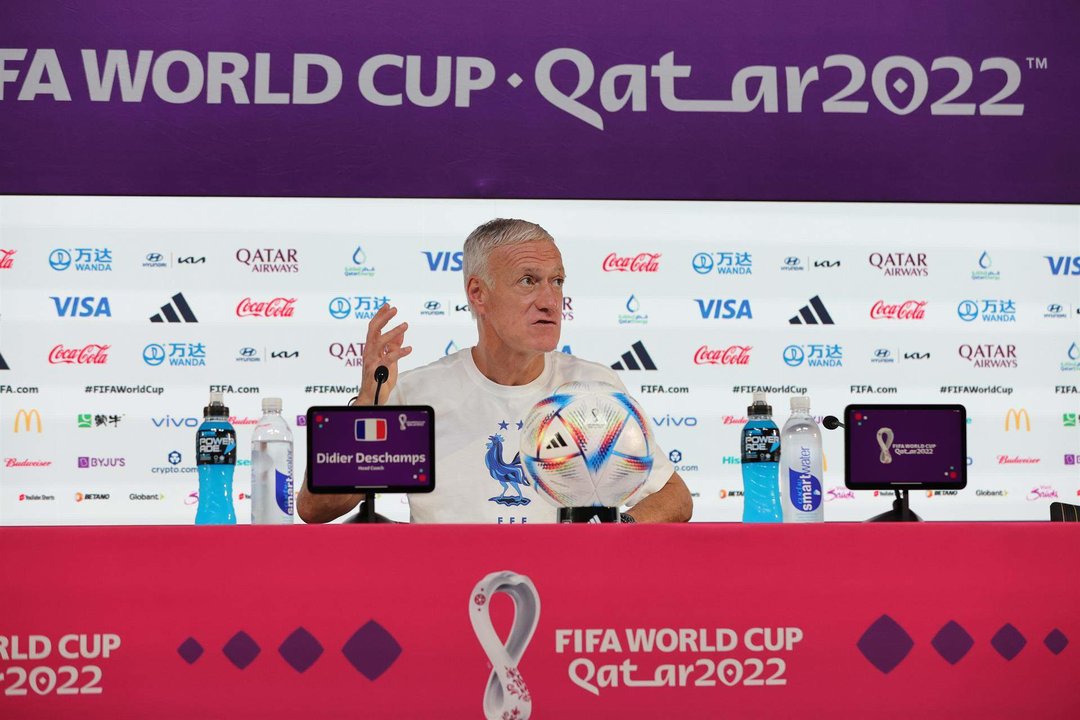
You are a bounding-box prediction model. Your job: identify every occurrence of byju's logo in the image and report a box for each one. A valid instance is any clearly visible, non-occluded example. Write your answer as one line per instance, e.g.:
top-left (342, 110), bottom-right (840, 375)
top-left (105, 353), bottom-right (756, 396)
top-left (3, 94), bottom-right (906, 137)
top-left (611, 341), bottom-right (657, 371)
top-left (51, 296), bottom-right (111, 317)
top-left (422, 251), bottom-right (463, 272)
top-left (345, 245), bottom-right (376, 277)
top-left (329, 342), bottom-right (365, 368)
top-left (691, 251), bottom-right (751, 275)
top-left (236, 297), bottom-right (297, 318)
top-left (143, 342), bottom-right (206, 367)
top-left (789, 296), bottom-right (834, 325)
top-left (0, 249), bottom-right (15, 269)
top-left (694, 345), bottom-right (751, 366)
top-left (957, 299), bottom-right (1016, 323)
top-left (1045, 256), bottom-right (1080, 276)
top-left (695, 299), bottom-right (752, 319)
top-left (150, 293), bottom-right (198, 323)
top-left (235, 248), bottom-right (299, 273)
top-left (77, 456), bottom-right (125, 469)
top-left (958, 344), bottom-right (1018, 369)
top-left (48, 344), bottom-right (109, 365)
top-left (49, 247), bottom-right (112, 272)
top-left (868, 252), bottom-right (927, 277)
top-left (328, 296), bottom-right (389, 320)
top-left (1062, 343), bottom-right (1080, 372)
top-left (619, 295), bottom-right (648, 325)
top-left (972, 252), bottom-right (1000, 281)
top-left (784, 344), bottom-right (843, 368)
top-left (869, 300), bottom-right (926, 320)
top-left (602, 252), bottom-right (661, 272)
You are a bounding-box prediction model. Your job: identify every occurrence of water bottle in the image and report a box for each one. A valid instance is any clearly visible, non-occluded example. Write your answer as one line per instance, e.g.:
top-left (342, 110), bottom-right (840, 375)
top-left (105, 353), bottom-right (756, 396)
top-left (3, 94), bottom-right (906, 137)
top-left (251, 397), bottom-right (294, 524)
top-left (741, 392), bottom-right (782, 522)
top-left (195, 391), bottom-right (237, 525)
top-left (780, 396), bottom-right (824, 522)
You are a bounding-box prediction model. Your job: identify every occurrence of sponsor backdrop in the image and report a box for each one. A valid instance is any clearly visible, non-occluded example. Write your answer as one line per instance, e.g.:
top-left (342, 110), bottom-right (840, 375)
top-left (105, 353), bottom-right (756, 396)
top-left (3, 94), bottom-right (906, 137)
top-left (1, 197), bottom-right (1078, 524)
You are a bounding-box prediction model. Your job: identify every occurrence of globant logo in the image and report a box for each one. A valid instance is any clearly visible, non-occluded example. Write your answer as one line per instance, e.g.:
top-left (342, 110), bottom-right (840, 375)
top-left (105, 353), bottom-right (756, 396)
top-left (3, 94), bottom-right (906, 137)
top-left (783, 344), bottom-right (843, 368)
top-left (75, 492), bottom-right (111, 502)
top-left (1062, 343), bottom-right (1080, 372)
top-left (77, 456), bottom-right (126, 468)
top-left (328, 295), bottom-right (389, 320)
top-left (49, 247), bottom-right (113, 272)
top-left (129, 493), bottom-right (165, 501)
top-left (329, 342), bottom-right (365, 368)
top-left (957, 299), bottom-right (1016, 322)
top-left (869, 300), bottom-right (926, 320)
top-left (619, 295), bottom-right (649, 325)
top-left (971, 252), bottom-right (1000, 281)
top-left (695, 298), bottom-right (752, 320)
top-left (235, 248), bottom-right (299, 273)
top-left (48, 343), bottom-right (110, 365)
top-left (603, 252), bottom-right (661, 273)
top-left (975, 490), bottom-right (1008, 497)
top-left (420, 300), bottom-right (447, 317)
top-left (236, 297), bottom-right (297, 318)
top-left (0, 248), bottom-right (15, 269)
top-left (691, 251), bottom-right (750, 275)
top-left (143, 342), bottom-right (207, 367)
top-left (868, 252), bottom-right (927, 277)
top-left (958, 344), bottom-right (1018, 369)
top-left (345, 245), bottom-right (376, 277)
top-left (694, 345), bottom-right (751, 366)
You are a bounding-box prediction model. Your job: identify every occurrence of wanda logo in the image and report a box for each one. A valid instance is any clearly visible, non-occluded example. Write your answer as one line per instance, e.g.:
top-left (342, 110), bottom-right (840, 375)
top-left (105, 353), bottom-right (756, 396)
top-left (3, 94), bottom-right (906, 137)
top-left (236, 297), bottom-right (297, 318)
top-left (694, 345), bottom-right (751, 365)
top-left (602, 252), bottom-right (661, 273)
top-left (48, 343), bottom-right (110, 364)
top-left (870, 300), bottom-right (927, 320)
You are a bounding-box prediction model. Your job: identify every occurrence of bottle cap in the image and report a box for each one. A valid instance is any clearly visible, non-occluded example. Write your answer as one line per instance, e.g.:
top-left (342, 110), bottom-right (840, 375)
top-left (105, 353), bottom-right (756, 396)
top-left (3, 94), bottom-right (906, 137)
top-left (748, 391), bottom-right (772, 416)
top-left (790, 396), bottom-right (811, 411)
top-left (262, 397), bottom-right (282, 413)
top-left (204, 391), bottom-right (229, 418)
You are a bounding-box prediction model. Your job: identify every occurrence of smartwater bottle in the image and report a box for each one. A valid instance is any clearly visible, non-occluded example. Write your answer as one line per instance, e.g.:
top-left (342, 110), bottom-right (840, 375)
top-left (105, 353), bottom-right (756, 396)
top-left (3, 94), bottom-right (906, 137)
top-left (741, 392), bottom-right (782, 522)
top-left (251, 397), bottom-right (294, 524)
top-left (195, 391), bottom-right (237, 524)
top-left (781, 396), bottom-right (824, 522)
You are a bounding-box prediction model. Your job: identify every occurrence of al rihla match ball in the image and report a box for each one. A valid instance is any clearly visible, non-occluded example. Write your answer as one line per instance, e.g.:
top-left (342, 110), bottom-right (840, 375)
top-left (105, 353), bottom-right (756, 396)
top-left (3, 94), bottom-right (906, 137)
top-left (519, 381), bottom-right (654, 508)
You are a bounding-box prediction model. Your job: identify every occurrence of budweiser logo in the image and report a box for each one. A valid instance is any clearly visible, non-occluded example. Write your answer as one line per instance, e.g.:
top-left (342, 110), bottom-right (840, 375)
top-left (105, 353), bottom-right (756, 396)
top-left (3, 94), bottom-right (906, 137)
top-left (694, 345), bottom-right (751, 365)
top-left (0, 249), bottom-right (14, 269)
top-left (722, 415), bottom-right (749, 425)
top-left (236, 297), bottom-right (297, 318)
top-left (6, 458), bottom-right (53, 467)
top-left (997, 455), bottom-right (1040, 465)
top-left (870, 300), bottom-right (927, 319)
top-left (602, 252), bottom-right (661, 273)
top-left (48, 343), bottom-right (110, 365)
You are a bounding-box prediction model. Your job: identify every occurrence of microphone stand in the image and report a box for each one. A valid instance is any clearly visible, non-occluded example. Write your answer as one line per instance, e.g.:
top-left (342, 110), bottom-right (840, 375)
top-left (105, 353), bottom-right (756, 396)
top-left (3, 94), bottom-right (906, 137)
top-left (354, 366), bottom-right (391, 524)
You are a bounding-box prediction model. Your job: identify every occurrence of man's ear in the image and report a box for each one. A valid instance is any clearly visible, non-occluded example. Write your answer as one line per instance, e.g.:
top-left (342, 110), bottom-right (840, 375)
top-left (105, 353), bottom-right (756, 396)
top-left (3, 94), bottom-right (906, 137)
top-left (466, 275), bottom-right (485, 316)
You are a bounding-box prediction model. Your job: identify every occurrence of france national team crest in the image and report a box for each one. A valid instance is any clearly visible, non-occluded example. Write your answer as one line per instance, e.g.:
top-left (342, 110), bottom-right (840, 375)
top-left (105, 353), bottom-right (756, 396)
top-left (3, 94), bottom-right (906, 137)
top-left (486, 420), bottom-right (530, 507)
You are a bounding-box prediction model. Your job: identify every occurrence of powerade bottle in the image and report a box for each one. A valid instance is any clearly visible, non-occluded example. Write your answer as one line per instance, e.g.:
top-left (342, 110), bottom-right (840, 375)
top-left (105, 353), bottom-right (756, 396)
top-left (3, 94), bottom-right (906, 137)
top-left (195, 391), bottom-right (237, 525)
top-left (251, 397), bottom-right (294, 524)
top-left (780, 396), bottom-right (824, 522)
top-left (741, 392), bottom-right (782, 522)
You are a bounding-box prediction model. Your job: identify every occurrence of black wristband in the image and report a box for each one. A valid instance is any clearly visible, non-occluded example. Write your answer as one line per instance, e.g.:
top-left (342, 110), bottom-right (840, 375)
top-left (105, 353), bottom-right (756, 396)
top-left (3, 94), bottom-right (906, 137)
top-left (620, 512), bottom-right (637, 524)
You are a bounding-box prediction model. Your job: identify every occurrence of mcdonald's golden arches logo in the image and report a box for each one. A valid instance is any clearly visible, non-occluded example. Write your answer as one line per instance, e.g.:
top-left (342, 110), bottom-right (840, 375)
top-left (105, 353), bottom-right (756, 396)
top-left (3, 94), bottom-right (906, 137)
top-left (14, 408), bottom-right (43, 433)
top-left (1004, 408), bottom-right (1031, 432)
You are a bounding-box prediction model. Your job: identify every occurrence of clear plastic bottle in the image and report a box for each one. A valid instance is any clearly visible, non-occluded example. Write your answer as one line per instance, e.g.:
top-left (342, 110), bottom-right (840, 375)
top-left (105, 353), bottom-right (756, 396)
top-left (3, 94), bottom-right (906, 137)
top-left (741, 392), bottom-right (782, 522)
top-left (251, 397), bottom-right (294, 524)
top-left (195, 391), bottom-right (237, 525)
top-left (781, 396), bottom-right (824, 522)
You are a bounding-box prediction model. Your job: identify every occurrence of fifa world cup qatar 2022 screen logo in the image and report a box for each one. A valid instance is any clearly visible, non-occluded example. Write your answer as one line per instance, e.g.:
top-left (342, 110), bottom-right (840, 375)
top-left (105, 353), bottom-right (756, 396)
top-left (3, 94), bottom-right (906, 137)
top-left (470, 571), bottom-right (540, 720)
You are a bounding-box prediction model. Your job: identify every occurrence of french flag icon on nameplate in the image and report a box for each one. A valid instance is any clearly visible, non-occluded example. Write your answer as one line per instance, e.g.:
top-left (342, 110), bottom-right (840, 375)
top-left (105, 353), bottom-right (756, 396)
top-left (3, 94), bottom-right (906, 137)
top-left (355, 418), bottom-right (388, 441)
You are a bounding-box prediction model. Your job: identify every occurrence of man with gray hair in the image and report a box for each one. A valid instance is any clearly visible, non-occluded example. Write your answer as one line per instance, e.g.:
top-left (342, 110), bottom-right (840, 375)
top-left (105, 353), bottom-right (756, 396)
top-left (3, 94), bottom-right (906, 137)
top-left (297, 218), bottom-right (692, 524)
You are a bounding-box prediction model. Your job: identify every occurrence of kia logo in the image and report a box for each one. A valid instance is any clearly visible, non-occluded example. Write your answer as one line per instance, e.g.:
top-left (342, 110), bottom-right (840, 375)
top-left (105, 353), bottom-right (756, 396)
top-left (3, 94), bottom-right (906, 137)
top-left (146, 252), bottom-right (164, 263)
top-left (691, 253), bottom-right (714, 274)
top-left (143, 343), bottom-right (167, 366)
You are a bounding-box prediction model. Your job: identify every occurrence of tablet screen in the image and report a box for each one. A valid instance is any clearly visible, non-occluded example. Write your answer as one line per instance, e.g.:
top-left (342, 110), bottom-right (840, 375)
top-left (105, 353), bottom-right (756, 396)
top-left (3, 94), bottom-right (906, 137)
top-left (306, 406), bottom-right (435, 493)
top-left (844, 404), bottom-right (967, 490)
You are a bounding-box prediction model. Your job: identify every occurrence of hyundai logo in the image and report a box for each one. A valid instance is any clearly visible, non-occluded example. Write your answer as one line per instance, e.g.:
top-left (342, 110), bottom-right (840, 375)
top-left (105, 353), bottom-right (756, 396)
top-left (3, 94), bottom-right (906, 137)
top-left (49, 248), bottom-right (72, 271)
top-left (783, 345), bottom-right (806, 367)
top-left (143, 343), bottom-right (167, 366)
top-left (784, 256), bottom-right (801, 266)
top-left (1047, 304), bottom-right (1063, 314)
top-left (328, 297), bottom-right (351, 319)
top-left (424, 301), bottom-right (441, 311)
top-left (874, 348), bottom-right (891, 359)
top-left (691, 253), bottom-right (714, 274)
top-left (145, 252), bottom-right (164, 263)
top-left (957, 300), bottom-right (979, 322)
top-left (239, 347), bottom-right (257, 357)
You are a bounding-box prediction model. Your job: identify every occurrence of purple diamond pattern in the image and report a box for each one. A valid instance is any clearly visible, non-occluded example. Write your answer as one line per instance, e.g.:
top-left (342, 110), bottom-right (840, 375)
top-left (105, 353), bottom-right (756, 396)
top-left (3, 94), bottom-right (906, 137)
top-left (177, 637), bottom-right (204, 664)
top-left (991, 624), bottom-right (1026, 661)
top-left (857, 615), bottom-right (914, 674)
top-left (279, 627), bottom-right (324, 673)
top-left (931, 621), bottom-right (974, 665)
top-left (342, 620), bottom-right (402, 681)
top-left (223, 631), bottom-right (261, 669)
top-left (1044, 629), bottom-right (1069, 655)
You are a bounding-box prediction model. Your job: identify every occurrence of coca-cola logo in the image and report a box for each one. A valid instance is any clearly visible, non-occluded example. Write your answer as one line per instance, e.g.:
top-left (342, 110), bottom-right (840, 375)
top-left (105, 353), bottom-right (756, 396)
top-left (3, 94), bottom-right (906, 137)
top-left (693, 345), bottom-right (752, 365)
top-left (236, 297), bottom-right (297, 318)
top-left (48, 344), bottom-right (110, 365)
top-left (602, 252), bottom-right (661, 273)
top-left (870, 300), bottom-right (927, 320)
top-left (0, 249), bottom-right (15, 269)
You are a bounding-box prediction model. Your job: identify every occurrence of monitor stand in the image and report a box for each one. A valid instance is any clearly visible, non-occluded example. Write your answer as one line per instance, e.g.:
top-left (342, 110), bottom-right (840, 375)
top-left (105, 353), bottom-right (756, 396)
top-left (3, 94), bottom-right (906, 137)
top-left (346, 497), bottom-right (396, 523)
top-left (867, 489), bottom-right (922, 522)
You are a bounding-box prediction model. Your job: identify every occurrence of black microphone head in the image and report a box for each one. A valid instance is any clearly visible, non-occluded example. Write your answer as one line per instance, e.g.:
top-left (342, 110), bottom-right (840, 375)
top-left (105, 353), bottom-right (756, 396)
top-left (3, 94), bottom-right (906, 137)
top-left (374, 365), bottom-right (390, 383)
top-left (822, 415), bottom-right (843, 430)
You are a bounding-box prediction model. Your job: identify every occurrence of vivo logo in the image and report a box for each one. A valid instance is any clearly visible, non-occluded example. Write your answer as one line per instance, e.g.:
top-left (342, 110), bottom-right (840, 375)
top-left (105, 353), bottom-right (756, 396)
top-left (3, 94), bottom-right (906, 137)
top-left (1046, 256), bottom-right (1080, 276)
top-left (652, 415), bottom-right (698, 427)
top-left (152, 415), bottom-right (199, 428)
top-left (694, 298), bottom-right (752, 319)
top-left (51, 296), bottom-right (111, 317)
top-left (422, 251), bottom-right (463, 272)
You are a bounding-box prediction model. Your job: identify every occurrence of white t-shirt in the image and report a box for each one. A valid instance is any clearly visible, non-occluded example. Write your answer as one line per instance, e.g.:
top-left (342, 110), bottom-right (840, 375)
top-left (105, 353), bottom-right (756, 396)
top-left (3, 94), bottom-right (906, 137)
top-left (386, 349), bottom-right (674, 523)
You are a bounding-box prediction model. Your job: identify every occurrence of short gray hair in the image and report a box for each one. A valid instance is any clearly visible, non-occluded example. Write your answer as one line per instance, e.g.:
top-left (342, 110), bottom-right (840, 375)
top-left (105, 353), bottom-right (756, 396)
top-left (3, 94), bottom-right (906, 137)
top-left (462, 218), bottom-right (556, 288)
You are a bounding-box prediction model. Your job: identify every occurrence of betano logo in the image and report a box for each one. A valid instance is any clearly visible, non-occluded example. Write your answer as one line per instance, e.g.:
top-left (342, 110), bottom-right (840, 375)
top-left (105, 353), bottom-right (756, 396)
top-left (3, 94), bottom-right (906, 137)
top-left (1004, 408), bottom-right (1031, 432)
top-left (14, 408), bottom-right (42, 433)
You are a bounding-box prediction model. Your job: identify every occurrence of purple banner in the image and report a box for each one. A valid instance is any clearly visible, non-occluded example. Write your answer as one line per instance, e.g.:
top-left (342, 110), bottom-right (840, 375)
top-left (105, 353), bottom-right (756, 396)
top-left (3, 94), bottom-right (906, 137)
top-left (1, 1), bottom-right (1077, 201)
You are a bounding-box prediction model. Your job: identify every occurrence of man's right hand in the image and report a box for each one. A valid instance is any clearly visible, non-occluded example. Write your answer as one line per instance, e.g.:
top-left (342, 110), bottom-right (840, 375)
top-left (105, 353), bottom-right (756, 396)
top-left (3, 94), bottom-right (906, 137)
top-left (354, 303), bottom-right (412, 406)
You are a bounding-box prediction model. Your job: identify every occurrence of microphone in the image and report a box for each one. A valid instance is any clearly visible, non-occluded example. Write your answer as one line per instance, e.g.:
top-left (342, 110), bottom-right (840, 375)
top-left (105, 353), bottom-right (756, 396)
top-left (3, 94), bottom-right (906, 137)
top-left (822, 415), bottom-right (844, 430)
top-left (373, 365), bottom-right (389, 406)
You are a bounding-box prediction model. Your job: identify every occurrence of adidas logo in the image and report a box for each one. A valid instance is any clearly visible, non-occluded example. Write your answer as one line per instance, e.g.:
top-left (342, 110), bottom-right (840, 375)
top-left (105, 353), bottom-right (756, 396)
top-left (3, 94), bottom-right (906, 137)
top-left (789, 295), bottom-right (834, 325)
top-left (545, 432), bottom-right (569, 450)
top-left (0, 352), bottom-right (8, 370)
top-left (612, 341), bottom-right (657, 371)
top-left (150, 293), bottom-right (198, 323)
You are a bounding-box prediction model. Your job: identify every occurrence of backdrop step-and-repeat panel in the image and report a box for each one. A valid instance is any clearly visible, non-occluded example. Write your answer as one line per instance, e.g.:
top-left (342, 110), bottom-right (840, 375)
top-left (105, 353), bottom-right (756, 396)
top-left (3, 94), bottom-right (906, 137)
top-left (1, 197), bottom-right (1077, 524)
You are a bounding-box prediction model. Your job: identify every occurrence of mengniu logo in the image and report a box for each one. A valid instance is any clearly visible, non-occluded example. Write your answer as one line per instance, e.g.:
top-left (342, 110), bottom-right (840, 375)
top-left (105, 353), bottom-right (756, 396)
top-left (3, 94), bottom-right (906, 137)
top-left (1045, 256), bottom-right (1080, 276)
top-left (958, 344), bottom-right (1018, 368)
top-left (789, 295), bottom-right (834, 324)
top-left (1004, 408), bottom-right (1031, 432)
top-left (695, 298), bottom-right (752, 320)
top-left (691, 251), bottom-right (750, 275)
top-left (956, 299), bottom-right (1016, 323)
top-left (422, 250), bottom-right (463, 272)
top-left (869, 300), bottom-right (926, 320)
top-left (328, 296), bottom-right (389, 320)
top-left (868, 252), bottom-right (927, 277)
top-left (0, 248), bottom-right (15, 269)
top-left (150, 292), bottom-right (198, 323)
top-left (236, 297), bottom-right (297, 318)
top-left (48, 344), bottom-right (110, 365)
top-left (143, 342), bottom-right (206, 367)
top-left (694, 345), bottom-right (751, 366)
top-left (13, 408), bottom-right (42, 433)
top-left (51, 296), bottom-right (112, 317)
top-left (235, 247), bottom-right (299, 272)
top-left (329, 342), bottom-right (365, 367)
top-left (48, 247), bottom-right (113, 272)
top-left (602, 252), bottom-right (661, 273)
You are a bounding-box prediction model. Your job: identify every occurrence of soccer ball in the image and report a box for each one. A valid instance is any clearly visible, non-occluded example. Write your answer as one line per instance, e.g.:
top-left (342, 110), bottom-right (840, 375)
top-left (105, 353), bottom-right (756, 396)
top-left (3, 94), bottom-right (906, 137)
top-left (519, 381), bottom-right (654, 508)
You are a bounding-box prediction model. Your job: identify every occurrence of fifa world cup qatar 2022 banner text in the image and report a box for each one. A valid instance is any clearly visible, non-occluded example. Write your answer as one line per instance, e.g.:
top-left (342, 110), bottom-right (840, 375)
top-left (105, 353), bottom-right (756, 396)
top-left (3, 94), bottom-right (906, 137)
top-left (1, 0), bottom-right (1078, 201)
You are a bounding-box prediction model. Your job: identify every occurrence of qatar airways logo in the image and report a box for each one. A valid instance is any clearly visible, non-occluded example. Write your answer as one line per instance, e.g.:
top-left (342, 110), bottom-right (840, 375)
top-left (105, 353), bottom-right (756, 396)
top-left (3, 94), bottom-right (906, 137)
top-left (236, 297), bottom-right (297, 318)
top-left (693, 345), bottom-right (751, 366)
top-left (0, 249), bottom-right (14, 269)
top-left (870, 300), bottom-right (926, 320)
top-left (48, 344), bottom-right (110, 365)
top-left (958, 344), bottom-right (1017, 369)
top-left (602, 252), bottom-right (661, 273)
top-left (868, 252), bottom-right (928, 277)
top-left (235, 248), bottom-right (298, 273)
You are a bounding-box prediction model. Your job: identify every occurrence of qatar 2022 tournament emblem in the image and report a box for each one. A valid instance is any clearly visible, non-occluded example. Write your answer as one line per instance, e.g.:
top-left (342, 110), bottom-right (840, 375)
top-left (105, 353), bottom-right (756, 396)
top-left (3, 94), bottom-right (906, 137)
top-left (470, 571), bottom-right (540, 720)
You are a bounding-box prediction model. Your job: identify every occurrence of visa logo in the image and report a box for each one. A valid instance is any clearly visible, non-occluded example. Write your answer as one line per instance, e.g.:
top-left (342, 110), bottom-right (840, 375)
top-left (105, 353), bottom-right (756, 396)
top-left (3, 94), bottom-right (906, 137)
top-left (1046, 256), bottom-right (1080, 276)
top-left (694, 299), bottom-right (752, 319)
top-left (652, 414), bottom-right (698, 427)
top-left (422, 251), bottom-right (463, 272)
top-left (152, 415), bottom-right (200, 428)
top-left (51, 296), bottom-right (111, 317)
